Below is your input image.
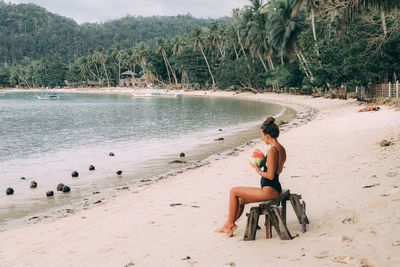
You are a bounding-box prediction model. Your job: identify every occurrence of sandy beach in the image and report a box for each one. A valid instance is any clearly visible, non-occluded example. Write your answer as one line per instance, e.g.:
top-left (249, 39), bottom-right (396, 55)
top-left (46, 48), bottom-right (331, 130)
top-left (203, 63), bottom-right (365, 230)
top-left (1, 90), bottom-right (399, 267)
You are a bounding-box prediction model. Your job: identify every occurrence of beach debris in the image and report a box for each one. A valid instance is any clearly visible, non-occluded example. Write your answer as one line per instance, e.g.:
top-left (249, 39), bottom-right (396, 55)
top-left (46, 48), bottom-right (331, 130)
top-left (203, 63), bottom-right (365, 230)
top-left (109, 152), bottom-right (115, 157)
top-left (379, 139), bottom-right (393, 147)
top-left (359, 258), bottom-right (373, 267)
top-left (71, 171), bottom-right (79, 178)
top-left (219, 129), bottom-right (223, 131)
top-left (124, 263), bottom-right (135, 267)
top-left (215, 137), bottom-right (224, 141)
top-left (363, 183), bottom-right (380, 189)
top-left (30, 180), bottom-right (38, 188)
top-left (29, 216), bottom-right (40, 221)
top-left (392, 240), bottom-right (400, 246)
top-left (117, 186), bottom-right (130, 191)
top-left (6, 187), bottom-right (14, 195)
top-left (92, 191), bottom-right (100, 195)
top-left (169, 160), bottom-right (186, 164)
top-left (314, 251), bottom-right (329, 259)
top-left (46, 191), bottom-right (54, 197)
top-left (116, 170), bottom-right (123, 176)
top-left (181, 256), bottom-right (191, 260)
top-left (94, 200), bottom-right (102, 204)
top-left (20, 177), bottom-right (26, 180)
top-left (140, 179), bottom-right (152, 183)
top-left (191, 205), bottom-right (200, 208)
top-left (170, 203), bottom-right (182, 207)
top-left (57, 183), bottom-right (65, 191)
top-left (89, 165), bottom-right (95, 171)
top-left (359, 104), bottom-right (380, 112)
top-left (62, 186), bottom-right (71, 193)
top-left (180, 152), bottom-right (186, 157)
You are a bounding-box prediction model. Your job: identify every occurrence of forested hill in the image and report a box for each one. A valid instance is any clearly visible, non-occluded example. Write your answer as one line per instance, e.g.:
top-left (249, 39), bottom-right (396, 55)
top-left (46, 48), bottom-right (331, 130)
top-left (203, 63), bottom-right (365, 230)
top-left (0, 1), bottom-right (231, 63)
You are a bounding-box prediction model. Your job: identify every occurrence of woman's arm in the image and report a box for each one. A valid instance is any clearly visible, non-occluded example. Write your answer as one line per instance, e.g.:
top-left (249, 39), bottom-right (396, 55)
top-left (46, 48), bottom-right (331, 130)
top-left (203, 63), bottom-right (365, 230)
top-left (252, 148), bottom-right (277, 180)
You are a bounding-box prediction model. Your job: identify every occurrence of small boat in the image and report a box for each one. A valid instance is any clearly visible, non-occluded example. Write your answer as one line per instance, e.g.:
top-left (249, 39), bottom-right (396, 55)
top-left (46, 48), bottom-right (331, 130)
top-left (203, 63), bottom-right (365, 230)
top-left (36, 93), bottom-right (63, 100)
top-left (132, 90), bottom-right (182, 98)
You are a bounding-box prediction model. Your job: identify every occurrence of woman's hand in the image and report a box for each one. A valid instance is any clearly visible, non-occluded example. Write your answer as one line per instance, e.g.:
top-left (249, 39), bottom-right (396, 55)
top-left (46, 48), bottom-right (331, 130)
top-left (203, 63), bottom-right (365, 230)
top-left (249, 162), bottom-right (261, 174)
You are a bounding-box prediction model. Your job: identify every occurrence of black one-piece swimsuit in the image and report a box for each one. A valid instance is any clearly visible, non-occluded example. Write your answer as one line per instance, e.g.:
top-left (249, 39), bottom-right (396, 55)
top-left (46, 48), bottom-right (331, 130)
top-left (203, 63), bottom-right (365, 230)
top-left (260, 147), bottom-right (282, 194)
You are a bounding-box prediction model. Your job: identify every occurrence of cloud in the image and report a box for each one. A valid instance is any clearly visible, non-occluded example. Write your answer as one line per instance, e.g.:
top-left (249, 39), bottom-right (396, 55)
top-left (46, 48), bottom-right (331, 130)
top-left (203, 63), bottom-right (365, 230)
top-left (8, 0), bottom-right (249, 23)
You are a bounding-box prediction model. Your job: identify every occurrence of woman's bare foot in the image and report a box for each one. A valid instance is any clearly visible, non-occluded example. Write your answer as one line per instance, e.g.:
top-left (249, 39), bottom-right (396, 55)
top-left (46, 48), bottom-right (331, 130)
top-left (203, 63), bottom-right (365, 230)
top-left (215, 223), bottom-right (238, 237)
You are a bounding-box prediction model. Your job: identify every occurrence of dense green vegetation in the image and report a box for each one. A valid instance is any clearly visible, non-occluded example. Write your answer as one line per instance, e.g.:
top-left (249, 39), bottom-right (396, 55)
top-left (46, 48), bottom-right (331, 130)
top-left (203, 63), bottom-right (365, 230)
top-left (1, 0), bottom-right (399, 92)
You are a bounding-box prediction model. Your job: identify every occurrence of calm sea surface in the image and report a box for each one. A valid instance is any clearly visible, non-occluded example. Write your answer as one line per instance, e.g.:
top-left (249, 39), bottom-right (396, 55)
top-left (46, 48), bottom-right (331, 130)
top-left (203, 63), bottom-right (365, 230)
top-left (0, 92), bottom-right (286, 225)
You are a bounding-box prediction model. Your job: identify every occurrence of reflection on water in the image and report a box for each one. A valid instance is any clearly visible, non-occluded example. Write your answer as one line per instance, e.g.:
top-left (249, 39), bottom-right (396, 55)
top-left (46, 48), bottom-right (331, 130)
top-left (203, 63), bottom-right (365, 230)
top-left (0, 92), bottom-right (285, 225)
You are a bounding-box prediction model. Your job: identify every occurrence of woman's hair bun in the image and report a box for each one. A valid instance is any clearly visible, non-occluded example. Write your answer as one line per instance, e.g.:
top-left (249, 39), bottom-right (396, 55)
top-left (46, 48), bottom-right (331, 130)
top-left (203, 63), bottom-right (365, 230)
top-left (265, 117), bottom-right (275, 124)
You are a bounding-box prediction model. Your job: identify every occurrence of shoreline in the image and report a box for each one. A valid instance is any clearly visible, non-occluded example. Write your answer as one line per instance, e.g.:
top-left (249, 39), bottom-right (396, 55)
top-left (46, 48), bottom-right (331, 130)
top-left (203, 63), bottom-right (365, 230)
top-left (0, 89), bottom-right (301, 230)
top-left (1, 90), bottom-right (399, 266)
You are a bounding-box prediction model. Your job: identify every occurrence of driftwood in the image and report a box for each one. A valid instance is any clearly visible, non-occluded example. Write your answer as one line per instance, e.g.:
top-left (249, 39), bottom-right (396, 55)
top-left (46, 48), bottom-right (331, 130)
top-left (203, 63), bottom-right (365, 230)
top-left (244, 190), bottom-right (309, 241)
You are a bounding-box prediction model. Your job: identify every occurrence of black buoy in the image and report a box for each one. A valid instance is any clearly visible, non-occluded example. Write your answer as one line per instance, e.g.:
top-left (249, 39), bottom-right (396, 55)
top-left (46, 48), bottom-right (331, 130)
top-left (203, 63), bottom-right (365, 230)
top-left (219, 129), bottom-right (223, 132)
top-left (116, 170), bottom-right (123, 176)
top-left (6, 187), bottom-right (14, 195)
top-left (89, 165), bottom-right (95, 171)
top-left (46, 191), bottom-right (54, 197)
top-left (180, 152), bottom-right (186, 158)
top-left (63, 186), bottom-right (71, 193)
top-left (30, 181), bottom-right (38, 188)
top-left (109, 152), bottom-right (115, 157)
top-left (57, 183), bottom-right (64, 191)
top-left (71, 171), bottom-right (79, 178)
top-left (20, 177), bottom-right (26, 180)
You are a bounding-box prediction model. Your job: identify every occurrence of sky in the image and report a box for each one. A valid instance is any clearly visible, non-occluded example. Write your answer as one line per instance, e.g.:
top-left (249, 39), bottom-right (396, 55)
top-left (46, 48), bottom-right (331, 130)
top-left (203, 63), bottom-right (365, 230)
top-left (8, 0), bottom-right (249, 23)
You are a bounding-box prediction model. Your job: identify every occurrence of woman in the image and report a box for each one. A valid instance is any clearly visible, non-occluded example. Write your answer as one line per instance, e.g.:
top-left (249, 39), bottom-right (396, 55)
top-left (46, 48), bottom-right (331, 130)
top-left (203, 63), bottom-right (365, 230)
top-left (216, 117), bottom-right (286, 237)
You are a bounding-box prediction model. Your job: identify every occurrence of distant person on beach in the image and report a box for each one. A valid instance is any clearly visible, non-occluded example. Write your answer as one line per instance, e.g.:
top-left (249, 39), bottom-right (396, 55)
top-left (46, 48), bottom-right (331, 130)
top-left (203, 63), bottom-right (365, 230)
top-left (216, 117), bottom-right (286, 237)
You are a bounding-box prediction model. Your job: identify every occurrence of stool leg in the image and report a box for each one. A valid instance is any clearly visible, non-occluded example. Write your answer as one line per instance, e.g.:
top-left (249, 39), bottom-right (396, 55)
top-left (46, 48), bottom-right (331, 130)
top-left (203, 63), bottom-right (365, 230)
top-left (244, 207), bottom-right (260, 241)
top-left (265, 215), bottom-right (271, 239)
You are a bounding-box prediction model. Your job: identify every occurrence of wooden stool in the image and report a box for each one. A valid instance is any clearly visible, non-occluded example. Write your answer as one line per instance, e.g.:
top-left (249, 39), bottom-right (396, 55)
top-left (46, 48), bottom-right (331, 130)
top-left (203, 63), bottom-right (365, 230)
top-left (243, 190), bottom-right (309, 241)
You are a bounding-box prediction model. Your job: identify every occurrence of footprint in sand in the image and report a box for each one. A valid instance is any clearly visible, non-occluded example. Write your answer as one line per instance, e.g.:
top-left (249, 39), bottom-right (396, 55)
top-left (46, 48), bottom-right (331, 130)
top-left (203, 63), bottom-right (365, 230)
top-left (341, 236), bottom-right (353, 243)
top-left (342, 216), bottom-right (357, 224)
top-left (359, 258), bottom-right (373, 267)
top-left (331, 256), bottom-right (353, 264)
top-left (314, 251), bottom-right (329, 259)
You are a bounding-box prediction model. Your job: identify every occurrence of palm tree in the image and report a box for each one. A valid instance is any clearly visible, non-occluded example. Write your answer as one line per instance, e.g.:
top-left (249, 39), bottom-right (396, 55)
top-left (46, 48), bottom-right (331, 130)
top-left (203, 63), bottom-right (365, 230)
top-left (209, 22), bottom-right (225, 58)
top-left (343, 0), bottom-right (400, 36)
top-left (193, 28), bottom-right (216, 90)
top-left (111, 45), bottom-right (126, 85)
top-left (93, 47), bottom-right (110, 87)
top-left (172, 36), bottom-right (189, 85)
top-left (245, 3), bottom-right (275, 71)
top-left (156, 38), bottom-right (172, 84)
top-left (291, 0), bottom-right (318, 42)
top-left (232, 8), bottom-right (248, 58)
top-left (269, 0), bottom-right (314, 80)
top-left (156, 38), bottom-right (178, 86)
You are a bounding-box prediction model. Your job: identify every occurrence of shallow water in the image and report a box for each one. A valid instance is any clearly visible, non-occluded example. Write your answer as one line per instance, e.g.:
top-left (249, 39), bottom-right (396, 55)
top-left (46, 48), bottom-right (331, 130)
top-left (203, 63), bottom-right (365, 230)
top-left (0, 92), bottom-right (286, 225)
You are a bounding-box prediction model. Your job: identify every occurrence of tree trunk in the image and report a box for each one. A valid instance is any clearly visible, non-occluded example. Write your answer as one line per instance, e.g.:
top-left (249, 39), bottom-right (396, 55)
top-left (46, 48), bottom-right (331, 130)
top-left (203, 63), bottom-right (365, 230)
top-left (311, 6), bottom-right (320, 56)
top-left (217, 42), bottom-right (225, 58)
top-left (259, 53), bottom-right (268, 72)
top-left (162, 53), bottom-right (172, 84)
top-left (298, 50), bottom-right (314, 80)
top-left (233, 44), bottom-right (239, 60)
top-left (118, 62), bottom-right (121, 85)
top-left (268, 55), bottom-right (275, 70)
top-left (280, 51), bottom-right (284, 66)
top-left (295, 50), bottom-right (310, 79)
top-left (201, 48), bottom-right (216, 91)
top-left (381, 10), bottom-right (387, 36)
top-left (311, 6), bottom-right (317, 42)
top-left (164, 53), bottom-right (178, 87)
top-left (102, 63), bottom-right (110, 87)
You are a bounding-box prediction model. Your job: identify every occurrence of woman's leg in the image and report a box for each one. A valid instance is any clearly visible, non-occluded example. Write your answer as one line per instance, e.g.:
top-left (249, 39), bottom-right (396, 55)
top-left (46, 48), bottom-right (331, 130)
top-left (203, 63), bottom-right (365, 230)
top-left (217, 186), bottom-right (278, 235)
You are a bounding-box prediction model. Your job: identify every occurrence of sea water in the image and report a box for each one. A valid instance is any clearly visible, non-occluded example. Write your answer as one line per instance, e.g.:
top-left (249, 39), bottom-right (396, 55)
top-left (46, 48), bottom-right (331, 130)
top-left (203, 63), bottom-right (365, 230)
top-left (0, 92), bottom-right (287, 225)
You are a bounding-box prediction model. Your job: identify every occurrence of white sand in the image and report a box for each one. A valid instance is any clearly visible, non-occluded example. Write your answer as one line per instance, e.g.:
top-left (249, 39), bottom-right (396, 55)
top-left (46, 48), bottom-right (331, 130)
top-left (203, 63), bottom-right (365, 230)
top-left (1, 91), bottom-right (399, 267)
